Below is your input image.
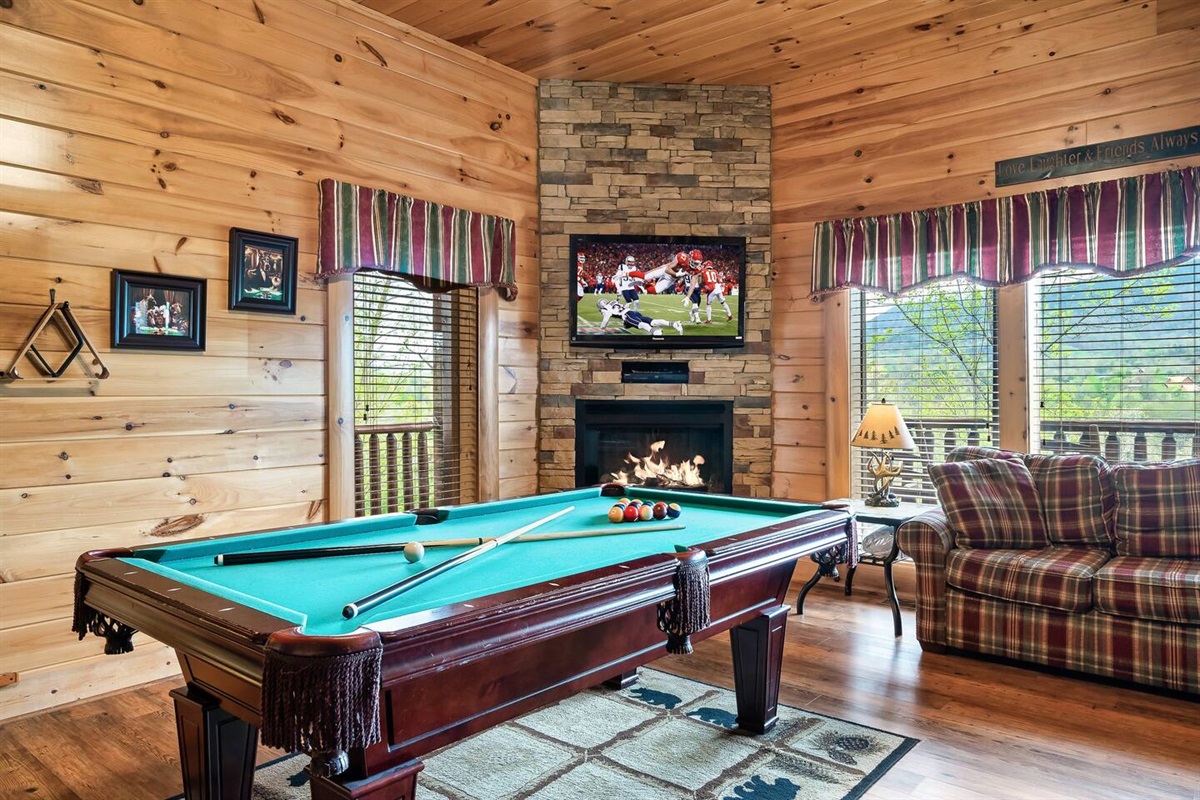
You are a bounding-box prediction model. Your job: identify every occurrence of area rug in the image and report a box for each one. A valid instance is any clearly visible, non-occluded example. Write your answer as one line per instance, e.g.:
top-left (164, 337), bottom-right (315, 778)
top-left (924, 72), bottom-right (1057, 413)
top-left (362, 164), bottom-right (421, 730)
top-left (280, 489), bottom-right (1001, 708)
top-left (202, 669), bottom-right (917, 800)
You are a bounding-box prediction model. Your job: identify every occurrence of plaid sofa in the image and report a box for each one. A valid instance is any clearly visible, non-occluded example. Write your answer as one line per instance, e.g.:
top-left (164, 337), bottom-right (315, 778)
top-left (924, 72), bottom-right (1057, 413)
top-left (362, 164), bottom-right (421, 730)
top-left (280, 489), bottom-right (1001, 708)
top-left (897, 446), bottom-right (1200, 695)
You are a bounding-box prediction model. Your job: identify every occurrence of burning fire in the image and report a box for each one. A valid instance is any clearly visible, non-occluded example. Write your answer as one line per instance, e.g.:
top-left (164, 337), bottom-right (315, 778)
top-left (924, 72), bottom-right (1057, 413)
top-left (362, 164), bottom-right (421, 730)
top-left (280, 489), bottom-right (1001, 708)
top-left (609, 440), bottom-right (706, 488)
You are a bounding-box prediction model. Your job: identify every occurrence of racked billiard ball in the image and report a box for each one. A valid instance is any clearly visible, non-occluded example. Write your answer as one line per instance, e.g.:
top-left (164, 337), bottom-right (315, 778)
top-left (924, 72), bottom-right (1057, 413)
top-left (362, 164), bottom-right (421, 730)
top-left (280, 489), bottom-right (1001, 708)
top-left (666, 502), bottom-right (682, 519)
top-left (652, 501), bottom-right (668, 520)
top-left (623, 504), bottom-right (640, 522)
top-left (638, 504), bottom-right (654, 522)
top-left (608, 505), bottom-right (626, 523)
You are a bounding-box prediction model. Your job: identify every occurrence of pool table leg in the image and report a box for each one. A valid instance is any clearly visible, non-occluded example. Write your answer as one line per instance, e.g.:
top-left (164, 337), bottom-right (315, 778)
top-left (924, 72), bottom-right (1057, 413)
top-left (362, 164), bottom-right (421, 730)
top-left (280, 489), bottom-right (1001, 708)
top-left (603, 669), bottom-right (640, 689)
top-left (170, 685), bottom-right (257, 800)
top-left (308, 759), bottom-right (424, 800)
top-left (728, 605), bottom-right (788, 734)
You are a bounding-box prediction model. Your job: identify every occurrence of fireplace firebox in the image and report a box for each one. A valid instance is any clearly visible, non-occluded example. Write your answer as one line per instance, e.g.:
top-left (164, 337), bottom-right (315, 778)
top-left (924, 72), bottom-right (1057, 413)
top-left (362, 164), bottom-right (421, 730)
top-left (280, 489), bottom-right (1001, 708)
top-left (575, 400), bottom-right (734, 493)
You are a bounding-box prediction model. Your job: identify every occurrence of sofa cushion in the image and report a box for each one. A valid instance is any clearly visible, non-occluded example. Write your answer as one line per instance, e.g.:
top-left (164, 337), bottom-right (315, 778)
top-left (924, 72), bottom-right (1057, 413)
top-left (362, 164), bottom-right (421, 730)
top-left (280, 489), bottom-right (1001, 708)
top-left (1111, 459), bottom-right (1200, 557)
top-left (946, 445), bottom-right (1023, 463)
top-left (947, 547), bottom-right (1111, 612)
top-left (1025, 454), bottom-right (1116, 546)
top-left (930, 458), bottom-right (1048, 549)
top-left (1093, 556), bottom-right (1200, 626)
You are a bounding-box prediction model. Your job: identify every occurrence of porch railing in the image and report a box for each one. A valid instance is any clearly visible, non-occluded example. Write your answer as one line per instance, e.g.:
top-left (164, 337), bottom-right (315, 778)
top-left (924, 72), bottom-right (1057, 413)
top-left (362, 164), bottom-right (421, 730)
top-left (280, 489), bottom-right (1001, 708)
top-left (862, 416), bottom-right (1199, 503)
top-left (354, 421), bottom-right (438, 516)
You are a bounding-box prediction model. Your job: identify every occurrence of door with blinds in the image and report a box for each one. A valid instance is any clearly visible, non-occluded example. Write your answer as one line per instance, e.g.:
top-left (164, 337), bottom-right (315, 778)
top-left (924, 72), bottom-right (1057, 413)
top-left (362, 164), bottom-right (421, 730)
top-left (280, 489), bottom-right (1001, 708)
top-left (353, 273), bottom-right (479, 516)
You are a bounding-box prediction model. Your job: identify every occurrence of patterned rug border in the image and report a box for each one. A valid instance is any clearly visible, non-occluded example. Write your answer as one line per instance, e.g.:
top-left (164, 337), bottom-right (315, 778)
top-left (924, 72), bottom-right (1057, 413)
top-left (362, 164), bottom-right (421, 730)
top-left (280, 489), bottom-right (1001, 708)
top-left (642, 669), bottom-right (920, 800)
top-left (168, 668), bottom-right (919, 800)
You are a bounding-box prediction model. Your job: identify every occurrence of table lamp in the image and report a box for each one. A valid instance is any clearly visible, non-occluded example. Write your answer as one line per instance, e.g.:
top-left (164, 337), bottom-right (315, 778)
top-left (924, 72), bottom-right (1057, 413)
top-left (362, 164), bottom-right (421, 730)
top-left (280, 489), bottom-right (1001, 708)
top-left (850, 399), bottom-right (915, 507)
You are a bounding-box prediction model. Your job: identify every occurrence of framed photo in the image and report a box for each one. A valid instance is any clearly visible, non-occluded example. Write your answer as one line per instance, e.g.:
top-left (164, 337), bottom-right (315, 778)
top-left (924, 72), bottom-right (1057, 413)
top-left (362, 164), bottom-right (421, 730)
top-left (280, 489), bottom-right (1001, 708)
top-left (229, 228), bottom-right (298, 314)
top-left (111, 270), bottom-right (206, 351)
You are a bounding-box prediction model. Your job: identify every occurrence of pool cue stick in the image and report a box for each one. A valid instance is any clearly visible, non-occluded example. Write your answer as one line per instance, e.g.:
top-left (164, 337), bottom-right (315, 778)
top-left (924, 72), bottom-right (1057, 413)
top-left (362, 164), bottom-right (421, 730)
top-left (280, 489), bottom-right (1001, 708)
top-left (341, 506), bottom-right (574, 620)
top-left (213, 522), bottom-right (686, 566)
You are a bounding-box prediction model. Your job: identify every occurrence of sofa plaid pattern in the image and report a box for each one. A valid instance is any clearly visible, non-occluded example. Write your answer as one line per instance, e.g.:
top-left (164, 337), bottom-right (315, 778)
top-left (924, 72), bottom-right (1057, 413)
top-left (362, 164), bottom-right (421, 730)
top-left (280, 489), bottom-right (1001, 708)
top-left (896, 510), bottom-right (955, 647)
top-left (1111, 459), bottom-right (1200, 558)
top-left (947, 591), bottom-right (1200, 695)
top-left (945, 445), bottom-right (1023, 463)
top-left (1094, 556), bottom-right (1200, 625)
top-left (929, 458), bottom-right (1048, 549)
top-left (947, 547), bottom-right (1111, 613)
top-left (1025, 454), bottom-right (1116, 546)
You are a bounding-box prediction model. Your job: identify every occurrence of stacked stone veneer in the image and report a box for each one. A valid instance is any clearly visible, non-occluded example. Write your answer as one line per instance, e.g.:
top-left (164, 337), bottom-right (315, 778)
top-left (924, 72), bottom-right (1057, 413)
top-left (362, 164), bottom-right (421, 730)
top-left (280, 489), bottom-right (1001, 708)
top-left (537, 80), bottom-right (773, 497)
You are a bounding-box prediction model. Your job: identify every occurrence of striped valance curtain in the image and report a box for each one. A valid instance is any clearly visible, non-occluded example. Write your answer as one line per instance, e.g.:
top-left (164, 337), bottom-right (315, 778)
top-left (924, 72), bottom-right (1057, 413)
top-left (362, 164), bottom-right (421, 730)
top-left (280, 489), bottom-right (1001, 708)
top-left (810, 166), bottom-right (1200, 299)
top-left (317, 178), bottom-right (518, 300)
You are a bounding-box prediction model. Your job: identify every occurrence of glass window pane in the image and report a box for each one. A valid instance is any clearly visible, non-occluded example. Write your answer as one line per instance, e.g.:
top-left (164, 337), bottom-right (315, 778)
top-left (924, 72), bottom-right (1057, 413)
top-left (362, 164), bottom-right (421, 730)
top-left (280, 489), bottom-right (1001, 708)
top-left (1034, 259), bottom-right (1199, 462)
top-left (850, 280), bottom-right (999, 502)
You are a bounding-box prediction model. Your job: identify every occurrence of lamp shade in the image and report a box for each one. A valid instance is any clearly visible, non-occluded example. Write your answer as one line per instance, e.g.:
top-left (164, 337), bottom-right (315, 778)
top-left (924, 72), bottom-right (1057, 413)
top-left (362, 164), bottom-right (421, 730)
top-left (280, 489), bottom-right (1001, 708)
top-left (851, 401), bottom-right (915, 450)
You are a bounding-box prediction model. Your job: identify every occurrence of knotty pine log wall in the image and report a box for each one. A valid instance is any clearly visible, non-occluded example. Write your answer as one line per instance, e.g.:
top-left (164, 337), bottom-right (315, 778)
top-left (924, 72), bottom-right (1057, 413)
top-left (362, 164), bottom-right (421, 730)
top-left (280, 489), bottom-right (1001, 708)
top-left (0, 0), bottom-right (539, 719)
top-left (769, 0), bottom-right (1200, 501)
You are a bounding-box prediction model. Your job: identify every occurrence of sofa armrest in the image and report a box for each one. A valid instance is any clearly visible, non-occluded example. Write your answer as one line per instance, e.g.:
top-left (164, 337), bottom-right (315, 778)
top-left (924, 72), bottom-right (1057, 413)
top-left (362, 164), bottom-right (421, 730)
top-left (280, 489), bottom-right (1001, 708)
top-left (897, 509), bottom-right (955, 649)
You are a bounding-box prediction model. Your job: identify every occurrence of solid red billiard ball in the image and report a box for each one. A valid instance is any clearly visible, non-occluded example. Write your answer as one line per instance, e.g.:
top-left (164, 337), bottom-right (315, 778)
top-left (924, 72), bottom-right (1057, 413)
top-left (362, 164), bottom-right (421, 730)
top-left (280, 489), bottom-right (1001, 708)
top-left (652, 501), bottom-right (668, 520)
top-left (666, 502), bottom-right (682, 519)
top-left (623, 504), bottom-right (640, 522)
top-left (608, 505), bottom-right (626, 523)
top-left (638, 504), bottom-right (654, 521)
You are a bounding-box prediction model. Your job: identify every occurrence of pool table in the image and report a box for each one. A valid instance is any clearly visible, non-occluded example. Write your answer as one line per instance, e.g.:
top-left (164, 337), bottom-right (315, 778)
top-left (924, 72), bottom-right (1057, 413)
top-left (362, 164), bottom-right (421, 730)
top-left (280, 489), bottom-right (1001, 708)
top-left (74, 486), bottom-right (850, 800)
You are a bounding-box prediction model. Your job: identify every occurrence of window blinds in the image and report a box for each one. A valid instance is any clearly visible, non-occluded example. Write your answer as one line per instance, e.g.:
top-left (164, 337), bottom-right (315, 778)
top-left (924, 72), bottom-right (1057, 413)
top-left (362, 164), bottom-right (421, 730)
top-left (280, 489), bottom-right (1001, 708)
top-left (1034, 259), bottom-right (1199, 462)
top-left (850, 280), bottom-right (1000, 502)
top-left (353, 273), bottom-right (479, 516)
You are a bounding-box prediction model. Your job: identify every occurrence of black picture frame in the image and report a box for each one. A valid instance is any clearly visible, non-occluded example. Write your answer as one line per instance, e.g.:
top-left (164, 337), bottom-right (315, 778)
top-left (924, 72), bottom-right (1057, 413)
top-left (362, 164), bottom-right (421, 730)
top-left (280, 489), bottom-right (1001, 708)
top-left (111, 270), bottom-right (206, 351)
top-left (228, 228), bottom-right (298, 315)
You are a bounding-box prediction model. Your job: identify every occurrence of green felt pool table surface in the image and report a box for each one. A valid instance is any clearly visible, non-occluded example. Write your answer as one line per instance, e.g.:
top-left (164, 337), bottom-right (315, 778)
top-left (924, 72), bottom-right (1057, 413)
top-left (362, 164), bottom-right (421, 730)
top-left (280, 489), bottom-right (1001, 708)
top-left (122, 487), bottom-right (825, 636)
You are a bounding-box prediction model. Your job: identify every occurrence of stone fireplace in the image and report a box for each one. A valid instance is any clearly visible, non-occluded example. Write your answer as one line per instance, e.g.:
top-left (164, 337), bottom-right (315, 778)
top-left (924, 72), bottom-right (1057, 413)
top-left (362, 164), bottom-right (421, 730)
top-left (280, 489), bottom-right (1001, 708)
top-left (576, 400), bottom-right (734, 493)
top-left (537, 80), bottom-right (773, 497)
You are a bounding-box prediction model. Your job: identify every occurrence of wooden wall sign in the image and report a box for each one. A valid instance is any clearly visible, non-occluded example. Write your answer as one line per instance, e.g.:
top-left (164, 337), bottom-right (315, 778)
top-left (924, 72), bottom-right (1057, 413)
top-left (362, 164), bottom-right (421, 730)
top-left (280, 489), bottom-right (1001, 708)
top-left (995, 126), bottom-right (1200, 187)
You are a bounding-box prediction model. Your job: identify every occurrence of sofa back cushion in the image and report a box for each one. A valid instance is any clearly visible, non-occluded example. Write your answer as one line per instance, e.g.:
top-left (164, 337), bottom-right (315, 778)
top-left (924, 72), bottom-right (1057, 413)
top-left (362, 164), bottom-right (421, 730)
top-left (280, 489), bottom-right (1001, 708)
top-left (946, 445), bottom-right (1024, 463)
top-left (1111, 459), bottom-right (1200, 557)
top-left (1025, 454), bottom-right (1116, 546)
top-left (929, 458), bottom-right (1049, 549)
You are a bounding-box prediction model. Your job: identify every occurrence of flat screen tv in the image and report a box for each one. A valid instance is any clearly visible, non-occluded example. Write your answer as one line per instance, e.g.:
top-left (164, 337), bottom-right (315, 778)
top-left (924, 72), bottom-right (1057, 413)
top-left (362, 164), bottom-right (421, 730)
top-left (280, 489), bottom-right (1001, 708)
top-left (569, 234), bottom-right (747, 349)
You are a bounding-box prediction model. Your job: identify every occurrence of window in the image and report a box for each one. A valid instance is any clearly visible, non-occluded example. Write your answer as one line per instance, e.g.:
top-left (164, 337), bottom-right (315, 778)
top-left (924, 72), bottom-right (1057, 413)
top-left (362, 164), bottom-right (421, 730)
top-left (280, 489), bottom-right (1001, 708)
top-left (1034, 258), bottom-right (1199, 462)
top-left (850, 279), bottom-right (999, 502)
top-left (353, 273), bottom-right (479, 516)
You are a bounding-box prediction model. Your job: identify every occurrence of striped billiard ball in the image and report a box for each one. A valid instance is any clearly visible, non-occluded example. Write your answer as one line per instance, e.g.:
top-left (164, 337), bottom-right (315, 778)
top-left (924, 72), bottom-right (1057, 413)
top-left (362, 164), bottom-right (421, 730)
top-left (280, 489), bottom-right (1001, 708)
top-left (608, 505), bottom-right (626, 523)
top-left (638, 504), bottom-right (654, 521)
top-left (666, 502), bottom-right (682, 519)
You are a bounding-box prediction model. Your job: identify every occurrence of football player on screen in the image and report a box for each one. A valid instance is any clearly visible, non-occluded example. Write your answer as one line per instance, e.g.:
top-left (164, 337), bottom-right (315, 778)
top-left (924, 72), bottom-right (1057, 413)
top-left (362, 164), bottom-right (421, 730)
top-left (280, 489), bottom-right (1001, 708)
top-left (699, 260), bottom-right (734, 323)
top-left (596, 299), bottom-right (684, 337)
top-left (684, 271), bottom-right (705, 323)
top-left (614, 255), bottom-right (643, 310)
top-left (642, 248), bottom-right (699, 295)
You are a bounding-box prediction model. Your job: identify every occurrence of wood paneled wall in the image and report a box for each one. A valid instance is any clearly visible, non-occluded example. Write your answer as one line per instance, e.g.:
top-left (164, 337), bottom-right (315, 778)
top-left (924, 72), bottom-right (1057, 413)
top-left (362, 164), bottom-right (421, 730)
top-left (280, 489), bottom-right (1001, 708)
top-left (0, 0), bottom-right (538, 719)
top-left (769, 0), bottom-right (1200, 501)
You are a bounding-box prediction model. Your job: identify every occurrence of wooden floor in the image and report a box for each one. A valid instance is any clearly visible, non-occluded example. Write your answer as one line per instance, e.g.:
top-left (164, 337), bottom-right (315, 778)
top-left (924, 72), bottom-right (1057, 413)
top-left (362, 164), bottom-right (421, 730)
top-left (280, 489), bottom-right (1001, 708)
top-left (2, 584), bottom-right (1197, 800)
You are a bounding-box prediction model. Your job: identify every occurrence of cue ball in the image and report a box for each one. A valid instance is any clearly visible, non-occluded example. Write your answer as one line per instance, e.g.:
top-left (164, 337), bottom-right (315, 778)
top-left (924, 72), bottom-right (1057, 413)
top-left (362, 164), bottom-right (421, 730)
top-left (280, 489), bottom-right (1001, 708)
top-left (403, 542), bottom-right (425, 563)
top-left (608, 505), bottom-right (626, 523)
top-left (623, 504), bottom-right (640, 522)
top-left (652, 501), bottom-right (668, 520)
top-left (666, 503), bottom-right (682, 519)
top-left (638, 504), bottom-right (654, 521)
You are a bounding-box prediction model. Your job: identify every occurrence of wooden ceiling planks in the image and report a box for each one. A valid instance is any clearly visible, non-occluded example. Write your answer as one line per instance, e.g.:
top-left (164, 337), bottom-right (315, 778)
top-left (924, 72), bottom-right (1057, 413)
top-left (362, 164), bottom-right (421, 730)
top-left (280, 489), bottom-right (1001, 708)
top-left (349, 0), bottom-right (1132, 86)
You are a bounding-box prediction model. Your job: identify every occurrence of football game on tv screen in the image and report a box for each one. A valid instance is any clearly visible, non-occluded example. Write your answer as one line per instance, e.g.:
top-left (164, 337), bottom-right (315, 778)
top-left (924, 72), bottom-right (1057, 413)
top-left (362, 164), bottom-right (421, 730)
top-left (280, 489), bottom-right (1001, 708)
top-left (568, 234), bottom-right (747, 350)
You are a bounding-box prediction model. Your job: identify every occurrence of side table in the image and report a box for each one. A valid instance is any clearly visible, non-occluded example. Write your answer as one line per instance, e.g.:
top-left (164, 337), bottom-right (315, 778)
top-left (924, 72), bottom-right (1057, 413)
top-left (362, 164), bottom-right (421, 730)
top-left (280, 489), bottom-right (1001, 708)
top-left (795, 500), bottom-right (934, 637)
